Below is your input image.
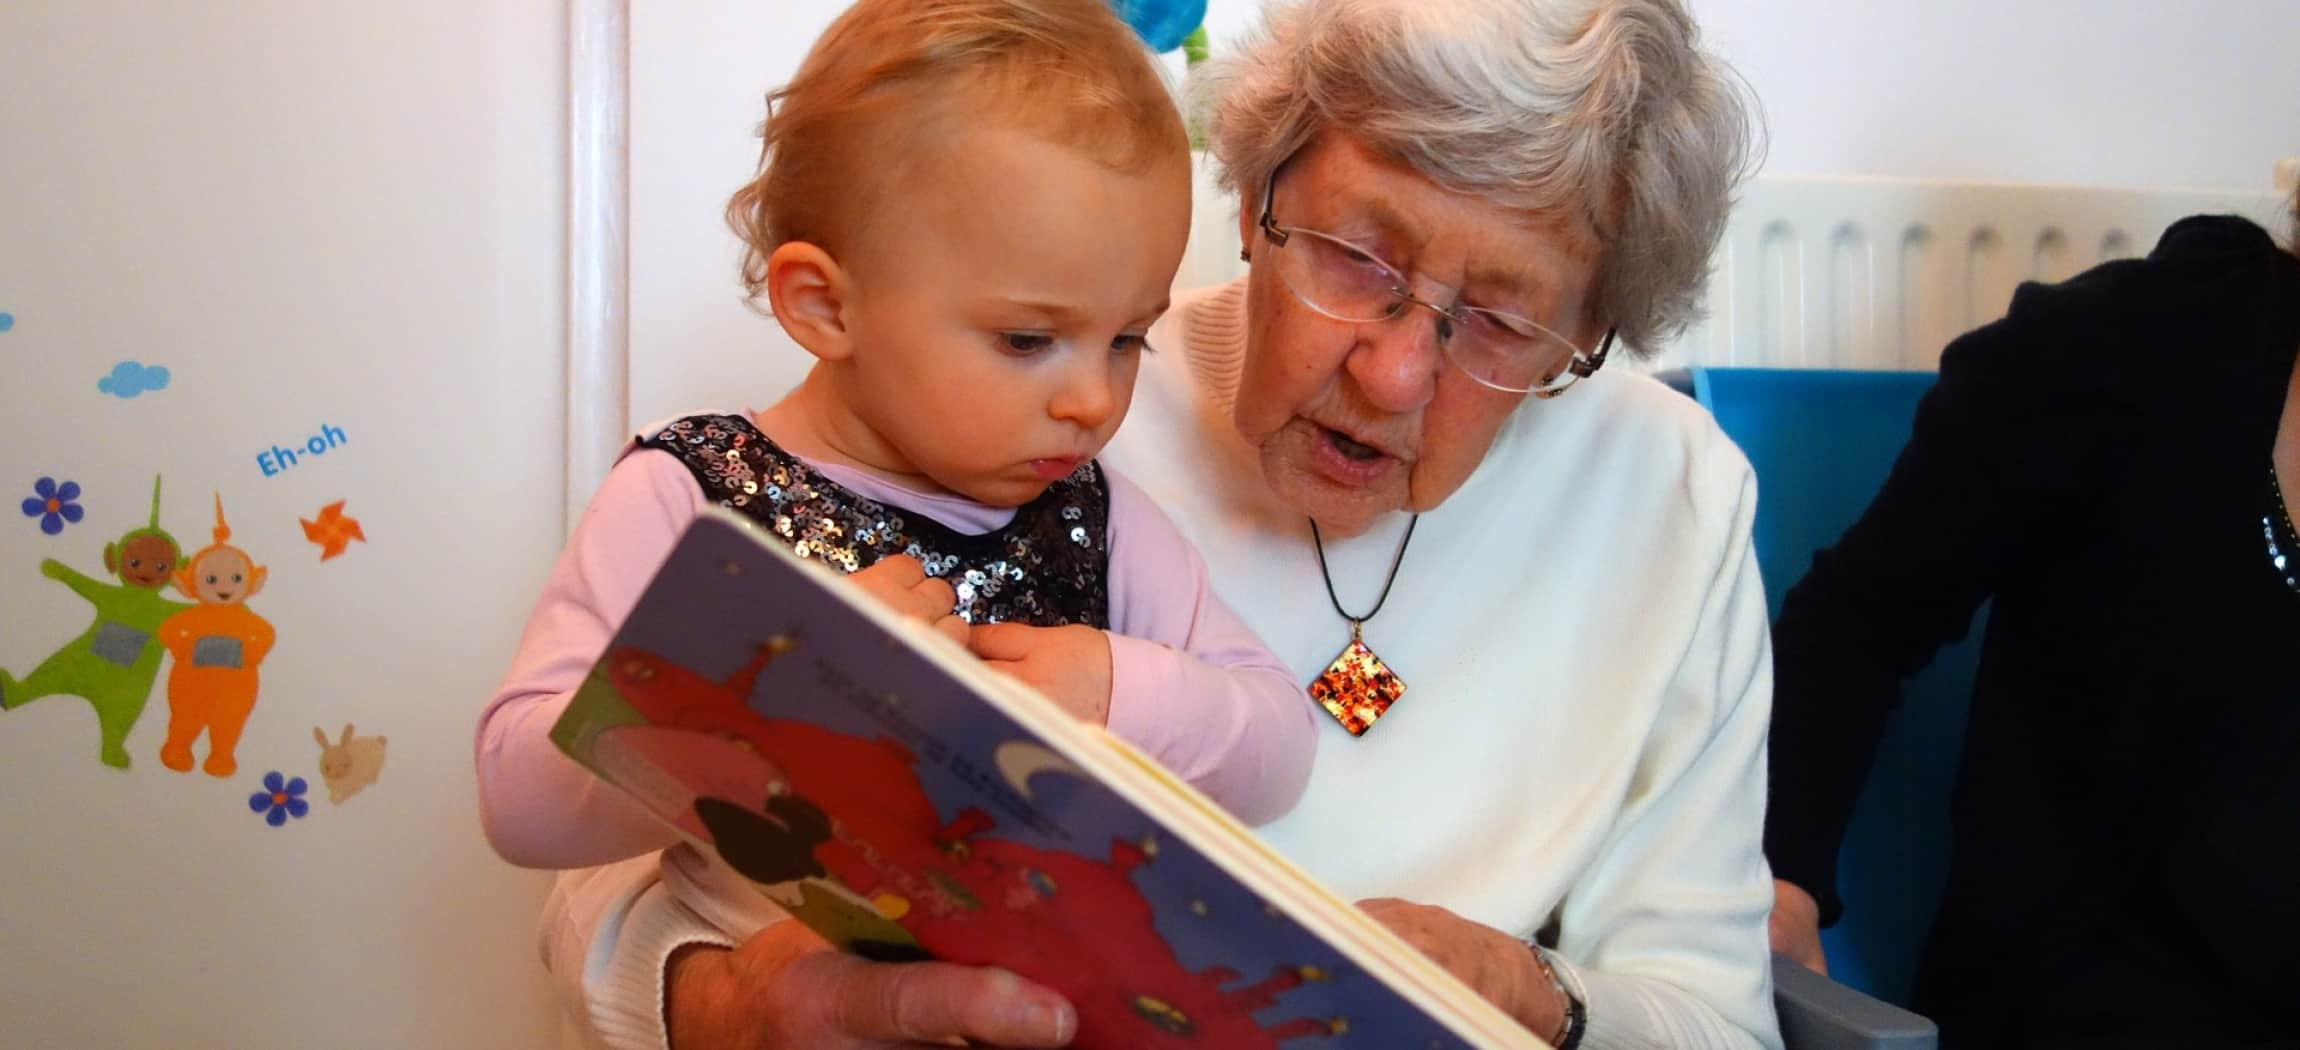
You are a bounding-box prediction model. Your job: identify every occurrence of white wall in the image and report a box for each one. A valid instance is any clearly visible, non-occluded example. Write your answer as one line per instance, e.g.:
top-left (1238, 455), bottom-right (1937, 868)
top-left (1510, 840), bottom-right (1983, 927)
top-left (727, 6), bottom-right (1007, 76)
top-left (628, 2), bottom-right (845, 426)
top-left (1686, 0), bottom-right (2298, 192)
top-left (1197, 0), bottom-right (2299, 193)
top-left (628, 0), bottom-right (2296, 426)
top-left (0, 2), bottom-right (565, 1046)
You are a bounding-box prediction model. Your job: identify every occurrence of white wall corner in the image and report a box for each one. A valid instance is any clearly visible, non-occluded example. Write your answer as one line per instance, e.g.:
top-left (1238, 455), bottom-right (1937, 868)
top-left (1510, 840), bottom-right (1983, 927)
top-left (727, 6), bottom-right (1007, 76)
top-left (567, 0), bottom-right (631, 539)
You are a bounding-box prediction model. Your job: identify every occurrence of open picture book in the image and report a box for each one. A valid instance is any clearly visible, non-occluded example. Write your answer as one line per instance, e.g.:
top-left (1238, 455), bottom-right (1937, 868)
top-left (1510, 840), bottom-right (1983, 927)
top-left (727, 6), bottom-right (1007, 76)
top-left (550, 507), bottom-right (1546, 1049)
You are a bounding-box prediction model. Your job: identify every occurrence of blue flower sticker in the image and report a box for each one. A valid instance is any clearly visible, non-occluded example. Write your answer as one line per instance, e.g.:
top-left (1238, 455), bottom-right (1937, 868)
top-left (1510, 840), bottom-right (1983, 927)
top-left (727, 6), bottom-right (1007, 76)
top-left (1109, 0), bottom-right (1206, 53)
top-left (21, 477), bottom-right (84, 535)
top-left (248, 771), bottom-right (311, 827)
top-left (0, 312), bottom-right (14, 332)
top-left (97, 361), bottom-right (170, 399)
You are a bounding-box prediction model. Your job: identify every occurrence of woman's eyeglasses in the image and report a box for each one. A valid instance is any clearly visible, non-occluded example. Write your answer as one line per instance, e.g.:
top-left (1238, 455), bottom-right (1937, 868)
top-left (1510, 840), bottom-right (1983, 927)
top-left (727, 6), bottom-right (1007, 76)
top-left (1252, 174), bottom-right (1613, 398)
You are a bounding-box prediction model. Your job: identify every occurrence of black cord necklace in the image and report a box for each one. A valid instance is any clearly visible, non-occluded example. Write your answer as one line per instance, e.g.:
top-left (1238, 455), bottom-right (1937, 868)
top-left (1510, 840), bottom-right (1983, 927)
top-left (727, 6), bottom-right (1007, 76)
top-left (2266, 463), bottom-right (2299, 597)
top-left (1306, 514), bottom-right (1418, 736)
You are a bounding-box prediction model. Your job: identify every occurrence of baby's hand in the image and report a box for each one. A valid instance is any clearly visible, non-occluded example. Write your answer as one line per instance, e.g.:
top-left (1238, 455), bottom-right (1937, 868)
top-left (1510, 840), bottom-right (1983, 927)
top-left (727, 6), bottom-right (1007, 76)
top-left (848, 555), bottom-right (968, 647)
top-left (966, 623), bottom-right (1113, 725)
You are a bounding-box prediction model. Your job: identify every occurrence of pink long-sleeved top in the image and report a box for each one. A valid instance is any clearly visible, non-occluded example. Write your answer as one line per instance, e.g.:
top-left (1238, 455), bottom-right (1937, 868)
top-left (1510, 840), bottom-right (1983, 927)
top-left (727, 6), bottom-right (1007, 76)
top-left (475, 432), bottom-right (1317, 869)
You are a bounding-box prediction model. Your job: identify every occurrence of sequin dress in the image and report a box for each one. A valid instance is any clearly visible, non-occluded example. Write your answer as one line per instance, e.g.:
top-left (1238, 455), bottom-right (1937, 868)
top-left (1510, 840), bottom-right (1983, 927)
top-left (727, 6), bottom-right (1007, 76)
top-left (638, 413), bottom-right (1111, 630)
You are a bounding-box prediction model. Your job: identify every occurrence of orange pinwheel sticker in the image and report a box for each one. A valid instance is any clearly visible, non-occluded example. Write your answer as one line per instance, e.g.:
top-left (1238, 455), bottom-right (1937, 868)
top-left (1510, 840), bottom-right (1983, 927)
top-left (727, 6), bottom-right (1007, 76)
top-left (300, 500), bottom-right (365, 561)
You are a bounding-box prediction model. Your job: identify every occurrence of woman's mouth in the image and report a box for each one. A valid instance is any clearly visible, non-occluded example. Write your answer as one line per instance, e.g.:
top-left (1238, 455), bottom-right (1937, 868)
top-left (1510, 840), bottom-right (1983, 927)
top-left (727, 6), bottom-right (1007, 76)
top-left (1310, 425), bottom-right (1398, 485)
top-left (1326, 429), bottom-right (1385, 461)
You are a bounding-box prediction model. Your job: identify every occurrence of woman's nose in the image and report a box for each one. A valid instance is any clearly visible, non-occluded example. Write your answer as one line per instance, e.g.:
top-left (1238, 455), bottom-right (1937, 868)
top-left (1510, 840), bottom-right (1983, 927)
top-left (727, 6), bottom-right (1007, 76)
top-left (1345, 305), bottom-right (1445, 414)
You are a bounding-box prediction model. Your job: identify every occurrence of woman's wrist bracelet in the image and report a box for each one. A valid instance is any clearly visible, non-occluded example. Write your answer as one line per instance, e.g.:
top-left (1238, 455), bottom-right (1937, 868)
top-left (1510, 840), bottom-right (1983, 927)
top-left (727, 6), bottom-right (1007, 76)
top-left (1527, 944), bottom-right (1586, 1050)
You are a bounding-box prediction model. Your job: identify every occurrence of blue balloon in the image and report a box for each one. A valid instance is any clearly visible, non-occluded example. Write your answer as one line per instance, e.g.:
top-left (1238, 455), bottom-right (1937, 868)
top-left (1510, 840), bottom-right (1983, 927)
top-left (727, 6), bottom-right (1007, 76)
top-left (1110, 0), bottom-right (1206, 53)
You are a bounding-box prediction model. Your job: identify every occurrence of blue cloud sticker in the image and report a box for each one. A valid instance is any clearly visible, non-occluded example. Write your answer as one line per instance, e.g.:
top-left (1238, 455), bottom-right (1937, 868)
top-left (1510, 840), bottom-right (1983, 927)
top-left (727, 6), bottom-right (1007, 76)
top-left (0, 313), bottom-right (14, 332)
top-left (97, 361), bottom-right (170, 399)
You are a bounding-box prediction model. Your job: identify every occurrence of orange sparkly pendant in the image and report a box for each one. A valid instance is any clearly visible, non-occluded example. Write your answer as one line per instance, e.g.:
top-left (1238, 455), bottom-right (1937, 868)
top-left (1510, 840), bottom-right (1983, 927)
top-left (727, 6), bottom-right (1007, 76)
top-left (1309, 622), bottom-right (1406, 736)
top-left (1307, 514), bottom-right (1419, 737)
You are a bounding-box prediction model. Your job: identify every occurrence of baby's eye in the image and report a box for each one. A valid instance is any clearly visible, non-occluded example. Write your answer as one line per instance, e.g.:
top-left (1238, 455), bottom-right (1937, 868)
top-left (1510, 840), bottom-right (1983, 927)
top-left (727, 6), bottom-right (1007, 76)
top-left (1111, 333), bottom-right (1153, 355)
top-left (232, 573), bottom-right (244, 583)
top-left (127, 558), bottom-right (140, 568)
top-left (205, 575), bottom-right (217, 584)
top-left (999, 332), bottom-right (1055, 356)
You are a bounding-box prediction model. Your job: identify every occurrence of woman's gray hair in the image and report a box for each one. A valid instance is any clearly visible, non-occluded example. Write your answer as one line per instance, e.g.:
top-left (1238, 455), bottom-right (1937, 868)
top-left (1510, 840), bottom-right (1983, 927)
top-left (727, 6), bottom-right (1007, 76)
top-left (1192, 0), bottom-right (1759, 355)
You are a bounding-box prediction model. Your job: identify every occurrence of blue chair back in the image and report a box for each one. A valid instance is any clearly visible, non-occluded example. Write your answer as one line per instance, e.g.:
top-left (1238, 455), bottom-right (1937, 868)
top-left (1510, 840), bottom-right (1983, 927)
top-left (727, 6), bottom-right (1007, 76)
top-left (1671, 367), bottom-right (1986, 1008)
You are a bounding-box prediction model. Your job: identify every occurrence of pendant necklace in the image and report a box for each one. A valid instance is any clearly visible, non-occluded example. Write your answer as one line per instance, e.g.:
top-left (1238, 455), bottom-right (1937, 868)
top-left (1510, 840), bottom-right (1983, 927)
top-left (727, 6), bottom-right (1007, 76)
top-left (1306, 514), bottom-right (1418, 735)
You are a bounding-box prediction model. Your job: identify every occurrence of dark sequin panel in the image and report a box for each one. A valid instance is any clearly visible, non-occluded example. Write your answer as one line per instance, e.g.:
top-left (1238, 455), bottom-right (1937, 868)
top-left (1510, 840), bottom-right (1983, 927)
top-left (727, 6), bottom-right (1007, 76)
top-left (2268, 463), bottom-right (2299, 598)
top-left (641, 414), bottom-right (1111, 629)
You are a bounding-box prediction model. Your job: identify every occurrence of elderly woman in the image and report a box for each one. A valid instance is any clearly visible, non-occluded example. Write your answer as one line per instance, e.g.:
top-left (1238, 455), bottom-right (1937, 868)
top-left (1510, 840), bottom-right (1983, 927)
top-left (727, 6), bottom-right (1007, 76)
top-left (543, 1), bottom-right (1775, 1047)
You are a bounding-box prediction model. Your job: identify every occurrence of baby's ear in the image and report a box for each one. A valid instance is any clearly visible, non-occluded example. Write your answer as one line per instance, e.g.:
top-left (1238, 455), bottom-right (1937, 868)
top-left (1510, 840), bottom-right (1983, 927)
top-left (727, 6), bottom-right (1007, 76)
top-left (245, 565), bottom-right (268, 597)
top-left (764, 241), bottom-right (855, 363)
top-left (104, 543), bottom-right (120, 576)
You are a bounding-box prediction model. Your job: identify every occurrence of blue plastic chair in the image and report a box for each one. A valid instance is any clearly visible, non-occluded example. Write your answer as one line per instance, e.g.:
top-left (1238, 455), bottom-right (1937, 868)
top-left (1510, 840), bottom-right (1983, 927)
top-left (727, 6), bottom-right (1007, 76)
top-left (1659, 367), bottom-right (1989, 1049)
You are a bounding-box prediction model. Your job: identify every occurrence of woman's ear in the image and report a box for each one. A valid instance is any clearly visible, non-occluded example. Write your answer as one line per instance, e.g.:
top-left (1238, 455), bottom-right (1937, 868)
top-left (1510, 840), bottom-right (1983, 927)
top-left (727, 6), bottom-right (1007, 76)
top-left (765, 241), bottom-right (856, 363)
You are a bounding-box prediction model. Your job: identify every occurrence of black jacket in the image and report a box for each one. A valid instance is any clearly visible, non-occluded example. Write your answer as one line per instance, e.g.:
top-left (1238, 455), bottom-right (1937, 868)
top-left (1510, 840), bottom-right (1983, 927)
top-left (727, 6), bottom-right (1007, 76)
top-left (1765, 215), bottom-right (2300, 1048)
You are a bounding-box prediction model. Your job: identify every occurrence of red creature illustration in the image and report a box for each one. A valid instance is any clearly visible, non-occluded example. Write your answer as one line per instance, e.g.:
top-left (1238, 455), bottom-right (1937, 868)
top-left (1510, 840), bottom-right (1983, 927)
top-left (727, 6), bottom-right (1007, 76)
top-left (602, 643), bottom-right (955, 874)
top-left (603, 642), bottom-right (1350, 1047)
top-left (922, 832), bottom-right (1348, 1048)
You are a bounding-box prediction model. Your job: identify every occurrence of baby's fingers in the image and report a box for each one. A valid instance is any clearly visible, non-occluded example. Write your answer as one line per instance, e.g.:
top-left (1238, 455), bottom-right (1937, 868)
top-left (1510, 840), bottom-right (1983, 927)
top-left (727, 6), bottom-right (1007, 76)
top-left (851, 556), bottom-right (957, 624)
top-left (966, 621), bottom-right (1044, 662)
top-left (928, 612), bottom-right (969, 648)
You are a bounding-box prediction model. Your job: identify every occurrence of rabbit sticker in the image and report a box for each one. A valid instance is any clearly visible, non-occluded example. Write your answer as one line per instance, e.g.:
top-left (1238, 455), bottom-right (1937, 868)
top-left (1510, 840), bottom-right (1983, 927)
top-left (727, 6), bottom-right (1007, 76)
top-left (313, 723), bottom-right (386, 804)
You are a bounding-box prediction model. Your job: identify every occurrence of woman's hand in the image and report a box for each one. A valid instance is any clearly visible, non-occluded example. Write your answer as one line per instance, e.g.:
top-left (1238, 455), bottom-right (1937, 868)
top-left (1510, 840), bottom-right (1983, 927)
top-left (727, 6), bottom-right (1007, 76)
top-left (966, 622), bottom-right (1113, 725)
top-left (1767, 879), bottom-right (1830, 976)
top-left (849, 555), bottom-right (969, 647)
top-left (1358, 898), bottom-right (1564, 1040)
top-left (666, 921), bottom-right (1076, 1049)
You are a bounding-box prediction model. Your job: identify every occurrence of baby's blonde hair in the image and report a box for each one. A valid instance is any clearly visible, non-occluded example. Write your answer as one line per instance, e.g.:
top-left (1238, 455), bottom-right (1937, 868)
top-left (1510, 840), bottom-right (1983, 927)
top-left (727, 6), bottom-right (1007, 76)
top-left (727, 0), bottom-right (1186, 304)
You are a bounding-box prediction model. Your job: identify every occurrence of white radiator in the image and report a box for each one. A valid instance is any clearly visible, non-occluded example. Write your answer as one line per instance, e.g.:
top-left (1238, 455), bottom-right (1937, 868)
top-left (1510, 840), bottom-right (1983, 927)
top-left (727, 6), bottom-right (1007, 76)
top-left (1177, 157), bottom-right (2293, 373)
top-left (1653, 174), bottom-right (2290, 371)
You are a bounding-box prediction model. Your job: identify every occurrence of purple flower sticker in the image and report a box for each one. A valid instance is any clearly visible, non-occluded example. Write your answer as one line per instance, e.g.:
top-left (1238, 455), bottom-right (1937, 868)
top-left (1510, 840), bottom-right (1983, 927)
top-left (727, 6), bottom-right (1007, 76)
top-left (248, 771), bottom-right (311, 827)
top-left (21, 477), bottom-right (84, 535)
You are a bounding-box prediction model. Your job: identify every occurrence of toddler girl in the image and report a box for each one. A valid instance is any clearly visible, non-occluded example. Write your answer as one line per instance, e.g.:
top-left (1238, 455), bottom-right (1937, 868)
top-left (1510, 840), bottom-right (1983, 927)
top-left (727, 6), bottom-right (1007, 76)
top-left (477, 0), bottom-right (1316, 870)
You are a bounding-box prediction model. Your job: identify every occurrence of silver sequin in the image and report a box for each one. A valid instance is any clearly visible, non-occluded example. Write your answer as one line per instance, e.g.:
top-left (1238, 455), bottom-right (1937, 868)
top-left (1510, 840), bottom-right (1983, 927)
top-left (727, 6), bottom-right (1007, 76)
top-left (644, 415), bottom-right (1113, 627)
